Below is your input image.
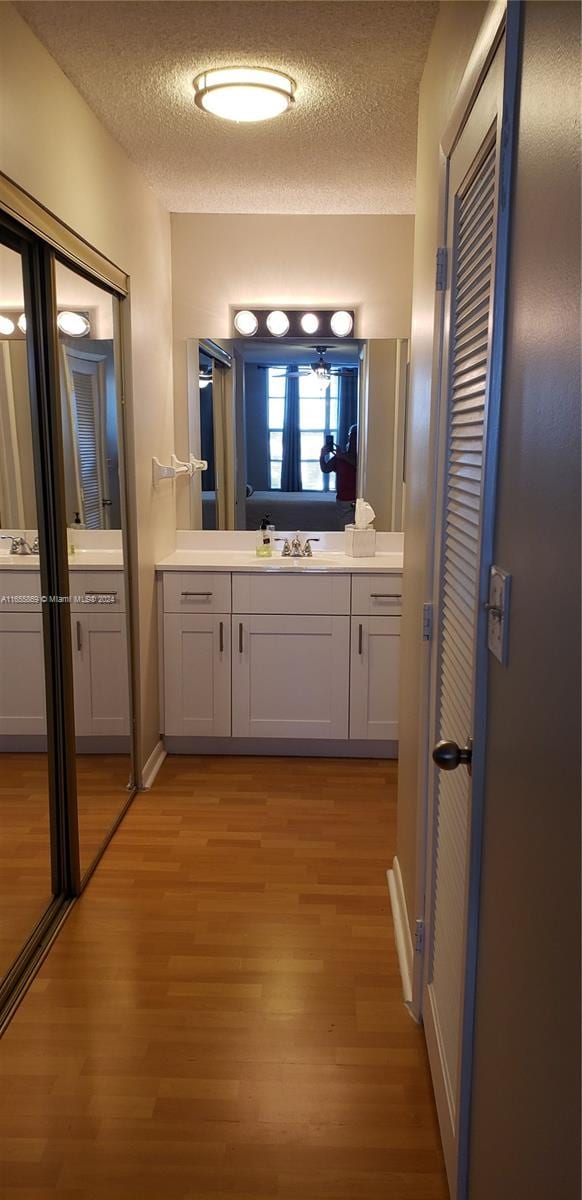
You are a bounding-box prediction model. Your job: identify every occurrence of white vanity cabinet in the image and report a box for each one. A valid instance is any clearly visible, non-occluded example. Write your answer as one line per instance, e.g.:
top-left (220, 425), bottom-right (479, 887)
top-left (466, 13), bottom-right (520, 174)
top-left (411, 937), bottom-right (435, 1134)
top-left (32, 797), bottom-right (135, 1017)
top-left (164, 614), bottom-right (231, 736)
top-left (71, 610), bottom-right (129, 737)
top-left (159, 562), bottom-right (402, 754)
top-left (349, 575), bottom-right (402, 741)
top-left (0, 612), bottom-right (46, 734)
top-left (232, 614), bottom-right (350, 739)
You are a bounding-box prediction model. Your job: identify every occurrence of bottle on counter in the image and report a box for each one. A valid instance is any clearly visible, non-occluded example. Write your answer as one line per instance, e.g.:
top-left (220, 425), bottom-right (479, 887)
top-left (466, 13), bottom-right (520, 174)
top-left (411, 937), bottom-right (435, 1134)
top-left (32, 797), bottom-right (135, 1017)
top-left (256, 515), bottom-right (273, 558)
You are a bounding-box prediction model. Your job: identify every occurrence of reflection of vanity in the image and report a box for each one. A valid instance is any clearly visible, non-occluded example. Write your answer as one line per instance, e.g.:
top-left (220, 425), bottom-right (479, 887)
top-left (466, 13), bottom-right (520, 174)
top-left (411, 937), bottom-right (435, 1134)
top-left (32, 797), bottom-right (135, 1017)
top-left (157, 532), bottom-right (403, 757)
top-left (0, 536), bottom-right (129, 748)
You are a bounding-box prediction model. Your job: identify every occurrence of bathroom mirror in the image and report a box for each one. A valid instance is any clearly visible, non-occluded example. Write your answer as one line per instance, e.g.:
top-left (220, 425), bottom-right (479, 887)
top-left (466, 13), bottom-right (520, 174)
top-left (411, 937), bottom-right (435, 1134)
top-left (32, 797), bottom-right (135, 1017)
top-left (184, 337), bottom-right (408, 533)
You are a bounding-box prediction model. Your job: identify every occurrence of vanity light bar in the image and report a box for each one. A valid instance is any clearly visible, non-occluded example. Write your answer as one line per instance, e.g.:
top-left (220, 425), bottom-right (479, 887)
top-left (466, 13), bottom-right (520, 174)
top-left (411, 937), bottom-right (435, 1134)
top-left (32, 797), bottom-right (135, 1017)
top-left (232, 308), bottom-right (355, 339)
top-left (0, 310), bottom-right (91, 338)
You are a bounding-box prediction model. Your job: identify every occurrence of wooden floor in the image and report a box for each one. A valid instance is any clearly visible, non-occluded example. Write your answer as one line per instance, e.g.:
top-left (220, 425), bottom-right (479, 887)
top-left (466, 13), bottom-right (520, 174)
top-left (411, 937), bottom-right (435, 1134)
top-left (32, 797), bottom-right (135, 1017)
top-left (0, 753), bottom-right (132, 977)
top-left (0, 756), bottom-right (448, 1199)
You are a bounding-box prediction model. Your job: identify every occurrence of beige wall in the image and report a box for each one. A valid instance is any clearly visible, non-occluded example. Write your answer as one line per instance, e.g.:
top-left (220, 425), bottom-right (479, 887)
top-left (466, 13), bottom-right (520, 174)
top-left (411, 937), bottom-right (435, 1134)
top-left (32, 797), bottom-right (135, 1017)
top-left (171, 213), bottom-right (414, 527)
top-left (396, 1), bottom-right (488, 930)
top-left (0, 3), bottom-right (175, 768)
top-left (468, 3), bottom-right (580, 1195)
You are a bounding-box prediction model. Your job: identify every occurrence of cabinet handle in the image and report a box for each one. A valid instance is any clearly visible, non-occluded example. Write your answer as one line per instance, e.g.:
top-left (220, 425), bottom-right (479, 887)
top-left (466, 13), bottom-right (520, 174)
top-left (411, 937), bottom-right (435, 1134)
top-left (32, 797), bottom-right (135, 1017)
top-left (239, 622), bottom-right (243, 653)
top-left (370, 593), bottom-right (401, 600)
top-left (358, 623), bottom-right (363, 655)
top-left (85, 590), bottom-right (117, 598)
top-left (219, 620), bottom-right (224, 653)
top-left (181, 591), bottom-right (213, 598)
top-left (76, 620), bottom-right (82, 651)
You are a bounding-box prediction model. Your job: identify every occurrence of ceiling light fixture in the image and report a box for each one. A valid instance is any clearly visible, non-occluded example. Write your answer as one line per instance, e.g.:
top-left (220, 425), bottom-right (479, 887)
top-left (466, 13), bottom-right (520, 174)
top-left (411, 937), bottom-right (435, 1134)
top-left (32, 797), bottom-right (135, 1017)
top-left (300, 313), bottom-right (319, 335)
top-left (57, 311), bottom-right (90, 337)
top-left (0, 316), bottom-right (15, 336)
top-left (17, 313), bottom-right (27, 334)
top-left (266, 310), bottom-right (290, 337)
top-left (234, 310), bottom-right (259, 336)
top-left (330, 310), bottom-right (354, 338)
top-left (193, 67), bottom-right (296, 124)
top-left (199, 372), bottom-right (212, 389)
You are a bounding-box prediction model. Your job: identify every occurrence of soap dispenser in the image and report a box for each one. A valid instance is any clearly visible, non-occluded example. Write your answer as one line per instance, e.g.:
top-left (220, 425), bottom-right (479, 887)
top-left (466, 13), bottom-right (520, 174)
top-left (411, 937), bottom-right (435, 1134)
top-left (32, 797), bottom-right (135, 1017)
top-left (256, 515), bottom-right (273, 558)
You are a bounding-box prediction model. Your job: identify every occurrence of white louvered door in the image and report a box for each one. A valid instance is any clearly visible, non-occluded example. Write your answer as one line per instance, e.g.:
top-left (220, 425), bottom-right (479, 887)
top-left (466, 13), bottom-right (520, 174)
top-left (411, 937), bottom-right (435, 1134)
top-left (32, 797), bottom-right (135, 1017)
top-left (423, 41), bottom-right (505, 1199)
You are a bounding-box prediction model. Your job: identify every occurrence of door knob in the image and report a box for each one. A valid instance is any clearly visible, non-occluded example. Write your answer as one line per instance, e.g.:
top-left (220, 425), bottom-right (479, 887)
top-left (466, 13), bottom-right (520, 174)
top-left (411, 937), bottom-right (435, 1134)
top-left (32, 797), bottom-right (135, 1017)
top-left (432, 737), bottom-right (473, 775)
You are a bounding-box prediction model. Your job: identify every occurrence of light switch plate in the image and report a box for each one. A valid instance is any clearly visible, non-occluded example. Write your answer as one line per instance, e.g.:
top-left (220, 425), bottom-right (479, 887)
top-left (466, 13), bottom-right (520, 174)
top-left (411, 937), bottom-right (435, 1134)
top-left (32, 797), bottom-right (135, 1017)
top-left (487, 565), bottom-right (511, 665)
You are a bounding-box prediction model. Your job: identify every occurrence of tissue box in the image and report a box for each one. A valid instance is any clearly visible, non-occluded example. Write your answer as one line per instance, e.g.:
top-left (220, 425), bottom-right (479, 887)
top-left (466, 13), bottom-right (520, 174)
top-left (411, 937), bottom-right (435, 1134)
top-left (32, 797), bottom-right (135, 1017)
top-left (344, 525), bottom-right (376, 557)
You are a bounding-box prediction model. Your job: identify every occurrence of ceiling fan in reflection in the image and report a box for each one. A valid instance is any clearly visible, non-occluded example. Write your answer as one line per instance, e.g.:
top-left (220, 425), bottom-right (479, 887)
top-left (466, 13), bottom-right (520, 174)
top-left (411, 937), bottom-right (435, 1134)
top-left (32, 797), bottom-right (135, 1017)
top-left (262, 346), bottom-right (353, 391)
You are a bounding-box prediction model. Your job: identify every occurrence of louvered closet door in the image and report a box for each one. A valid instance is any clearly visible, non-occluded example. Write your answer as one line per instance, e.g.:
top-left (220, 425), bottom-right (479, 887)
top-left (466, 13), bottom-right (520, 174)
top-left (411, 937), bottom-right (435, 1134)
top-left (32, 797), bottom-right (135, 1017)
top-left (423, 41), bottom-right (504, 1198)
top-left (71, 363), bottom-right (103, 529)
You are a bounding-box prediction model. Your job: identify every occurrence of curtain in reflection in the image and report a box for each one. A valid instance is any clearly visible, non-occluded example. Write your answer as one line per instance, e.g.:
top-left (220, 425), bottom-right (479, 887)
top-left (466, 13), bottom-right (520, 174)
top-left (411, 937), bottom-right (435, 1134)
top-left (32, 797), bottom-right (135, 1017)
top-left (200, 383), bottom-right (216, 491)
top-left (338, 368), bottom-right (358, 451)
top-left (281, 367), bottom-right (302, 491)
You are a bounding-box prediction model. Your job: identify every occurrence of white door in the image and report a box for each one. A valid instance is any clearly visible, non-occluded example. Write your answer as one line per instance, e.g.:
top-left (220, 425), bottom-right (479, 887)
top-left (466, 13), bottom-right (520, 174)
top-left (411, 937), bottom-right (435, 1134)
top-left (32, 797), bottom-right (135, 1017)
top-left (232, 614), bottom-right (349, 739)
top-left (164, 613), bottom-right (231, 737)
top-left (423, 40), bottom-right (507, 1197)
top-left (350, 615), bottom-right (400, 740)
top-left (0, 614), bottom-right (46, 734)
top-left (72, 611), bottom-right (129, 736)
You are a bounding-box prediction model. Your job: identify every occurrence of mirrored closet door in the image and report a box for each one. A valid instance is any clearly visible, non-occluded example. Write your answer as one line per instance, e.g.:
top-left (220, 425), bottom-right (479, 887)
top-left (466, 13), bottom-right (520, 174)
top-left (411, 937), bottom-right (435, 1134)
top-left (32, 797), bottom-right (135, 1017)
top-left (0, 204), bottom-right (136, 1022)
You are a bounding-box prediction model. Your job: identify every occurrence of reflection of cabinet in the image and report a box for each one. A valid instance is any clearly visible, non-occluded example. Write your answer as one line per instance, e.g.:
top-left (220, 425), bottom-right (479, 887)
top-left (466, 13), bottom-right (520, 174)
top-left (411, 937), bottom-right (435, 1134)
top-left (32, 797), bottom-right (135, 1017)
top-left (163, 614), bottom-right (230, 736)
top-left (0, 568), bottom-right (128, 743)
top-left (349, 616), bottom-right (400, 740)
top-left (71, 611), bottom-right (129, 736)
top-left (232, 614), bottom-right (350, 739)
top-left (0, 612), bottom-right (46, 734)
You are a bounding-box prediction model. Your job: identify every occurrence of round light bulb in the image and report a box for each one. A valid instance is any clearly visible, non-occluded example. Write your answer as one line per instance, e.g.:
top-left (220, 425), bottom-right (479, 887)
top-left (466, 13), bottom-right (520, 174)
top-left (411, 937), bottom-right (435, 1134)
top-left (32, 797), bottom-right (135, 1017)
top-left (300, 312), bottom-right (319, 335)
top-left (234, 310), bottom-right (258, 336)
top-left (193, 67), bottom-right (295, 124)
top-left (57, 311), bottom-right (90, 337)
top-left (0, 316), bottom-right (15, 335)
top-left (199, 375), bottom-right (212, 389)
top-left (330, 310), bottom-right (354, 338)
top-left (266, 310), bottom-right (290, 337)
top-left (17, 313), bottom-right (27, 334)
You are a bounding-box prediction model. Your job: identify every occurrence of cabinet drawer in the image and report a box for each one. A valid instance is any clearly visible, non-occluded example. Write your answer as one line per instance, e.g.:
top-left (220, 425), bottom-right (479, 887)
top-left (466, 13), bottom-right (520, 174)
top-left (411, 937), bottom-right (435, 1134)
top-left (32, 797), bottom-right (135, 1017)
top-left (0, 571), bottom-right (42, 612)
top-left (164, 572), bottom-right (231, 614)
top-left (351, 574), bottom-right (402, 616)
top-left (70, 571), bottom-right (125, 612)
top-left (233, 572), bottom-right (350, 615)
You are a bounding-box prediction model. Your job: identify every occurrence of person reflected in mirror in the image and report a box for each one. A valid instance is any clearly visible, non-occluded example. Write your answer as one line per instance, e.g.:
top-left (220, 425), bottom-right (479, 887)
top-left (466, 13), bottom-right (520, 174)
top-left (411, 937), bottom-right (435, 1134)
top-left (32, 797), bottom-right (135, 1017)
top-left (319, 424), bottom-right (358, 527)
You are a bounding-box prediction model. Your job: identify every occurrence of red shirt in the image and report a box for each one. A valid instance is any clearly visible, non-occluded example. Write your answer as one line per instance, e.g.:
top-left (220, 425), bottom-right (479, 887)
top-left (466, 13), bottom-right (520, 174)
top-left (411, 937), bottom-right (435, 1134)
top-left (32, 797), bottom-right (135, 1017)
top-left (321, 454), bottom-right (357, 501)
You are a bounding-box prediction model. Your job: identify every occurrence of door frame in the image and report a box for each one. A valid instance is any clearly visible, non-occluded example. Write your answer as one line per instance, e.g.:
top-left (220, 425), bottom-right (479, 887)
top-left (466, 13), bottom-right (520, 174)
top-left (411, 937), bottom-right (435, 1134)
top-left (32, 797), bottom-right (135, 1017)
top-left (412, 1), bottom-right (522, 1195)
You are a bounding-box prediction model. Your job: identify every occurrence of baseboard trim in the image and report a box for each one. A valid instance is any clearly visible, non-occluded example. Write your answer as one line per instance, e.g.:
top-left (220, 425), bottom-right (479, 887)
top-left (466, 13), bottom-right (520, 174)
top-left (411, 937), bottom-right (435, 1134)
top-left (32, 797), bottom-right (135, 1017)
top-left (387, 856), bottom-right (415, 1009)
top-left (163, 736), bottom-right (398, 759)
top-left (140, 739), bottom-right (167, 790)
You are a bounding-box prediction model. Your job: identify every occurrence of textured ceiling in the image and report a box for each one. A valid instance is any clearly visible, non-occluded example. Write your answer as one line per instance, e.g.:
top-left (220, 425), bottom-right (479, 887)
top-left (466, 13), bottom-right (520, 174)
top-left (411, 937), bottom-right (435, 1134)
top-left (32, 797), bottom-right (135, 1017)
top-left (16, 1), bottom-right (438, 215)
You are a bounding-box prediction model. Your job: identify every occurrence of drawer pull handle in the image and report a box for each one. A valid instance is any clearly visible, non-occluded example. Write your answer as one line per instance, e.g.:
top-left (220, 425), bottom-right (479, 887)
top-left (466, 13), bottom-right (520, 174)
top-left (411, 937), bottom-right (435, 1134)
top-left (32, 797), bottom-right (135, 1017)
top-left (181, 591), bottom-right (213, 598)
top-left (370, 592), bottom-right (401, 599)
top-left (239, 622), bottom-right (243, 653)
top-left (76, 620), bottom-right (82, 651)
top-left (358, 623), bottom-right (363, 655)
top-left (219, 620), bottom-right (224, 653)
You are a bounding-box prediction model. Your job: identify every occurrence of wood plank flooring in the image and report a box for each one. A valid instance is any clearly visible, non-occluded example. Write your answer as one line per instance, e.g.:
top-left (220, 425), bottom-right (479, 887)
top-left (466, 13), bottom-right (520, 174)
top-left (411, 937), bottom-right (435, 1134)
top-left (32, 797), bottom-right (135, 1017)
top-left (0, 753), bottom-right (131, 977)
top-left (0, 755), bottom-right (448, 1199)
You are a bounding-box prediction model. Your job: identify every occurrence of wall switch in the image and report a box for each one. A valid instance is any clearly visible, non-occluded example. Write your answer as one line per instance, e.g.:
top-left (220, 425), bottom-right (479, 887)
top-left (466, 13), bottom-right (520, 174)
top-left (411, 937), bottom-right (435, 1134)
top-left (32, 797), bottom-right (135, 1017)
top-left (486, 565), bottom-right (511, 665)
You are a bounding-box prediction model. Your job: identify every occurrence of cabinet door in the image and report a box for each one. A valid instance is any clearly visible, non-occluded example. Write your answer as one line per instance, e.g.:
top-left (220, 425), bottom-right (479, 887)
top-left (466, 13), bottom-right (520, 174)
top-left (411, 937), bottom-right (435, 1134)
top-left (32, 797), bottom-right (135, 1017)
top-left (0, 614), bottom-right (46, 734)
top-left (164, 614), bottom-right (231, 737)
top-left (72, 612), bottom-right (130, 736)
top-left (350, 616), bottom-right (400, 740)
top-left (232, 614), bottom-right (349, 739)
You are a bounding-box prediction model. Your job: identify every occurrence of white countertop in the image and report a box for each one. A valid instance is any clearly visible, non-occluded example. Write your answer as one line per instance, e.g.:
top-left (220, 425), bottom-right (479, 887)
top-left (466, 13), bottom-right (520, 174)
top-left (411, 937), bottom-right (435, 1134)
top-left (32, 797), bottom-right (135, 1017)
top-left (0, 550), bottom-right (124, 571)
top-left (156, 549), bottom-right (402, 573)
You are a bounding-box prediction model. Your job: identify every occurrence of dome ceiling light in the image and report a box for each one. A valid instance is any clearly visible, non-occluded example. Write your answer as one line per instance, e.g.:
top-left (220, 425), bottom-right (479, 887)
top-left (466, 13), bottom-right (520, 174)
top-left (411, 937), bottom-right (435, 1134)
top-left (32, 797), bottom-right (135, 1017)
top-left (193, 67), bottom-right (296, 124)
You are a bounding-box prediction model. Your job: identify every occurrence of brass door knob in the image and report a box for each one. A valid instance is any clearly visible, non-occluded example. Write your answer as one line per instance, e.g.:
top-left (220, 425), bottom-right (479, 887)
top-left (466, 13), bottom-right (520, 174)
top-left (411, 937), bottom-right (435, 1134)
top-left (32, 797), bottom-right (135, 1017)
top-left (432, 737), bottom-right (473, 775)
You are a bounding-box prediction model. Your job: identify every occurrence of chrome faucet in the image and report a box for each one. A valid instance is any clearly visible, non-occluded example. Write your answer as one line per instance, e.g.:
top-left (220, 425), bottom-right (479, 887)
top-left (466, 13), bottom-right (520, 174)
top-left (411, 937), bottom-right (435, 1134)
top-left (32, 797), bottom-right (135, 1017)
top-left (275, 533), bottom-right (320, 558)
top-left (0, 534), bottom-right (38, 556)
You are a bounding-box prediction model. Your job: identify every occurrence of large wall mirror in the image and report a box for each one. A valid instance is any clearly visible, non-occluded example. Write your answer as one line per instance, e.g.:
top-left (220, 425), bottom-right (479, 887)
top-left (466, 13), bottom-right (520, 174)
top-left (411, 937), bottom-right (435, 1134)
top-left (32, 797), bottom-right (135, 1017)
top-left (185, 337), bottom-right (407, 533)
